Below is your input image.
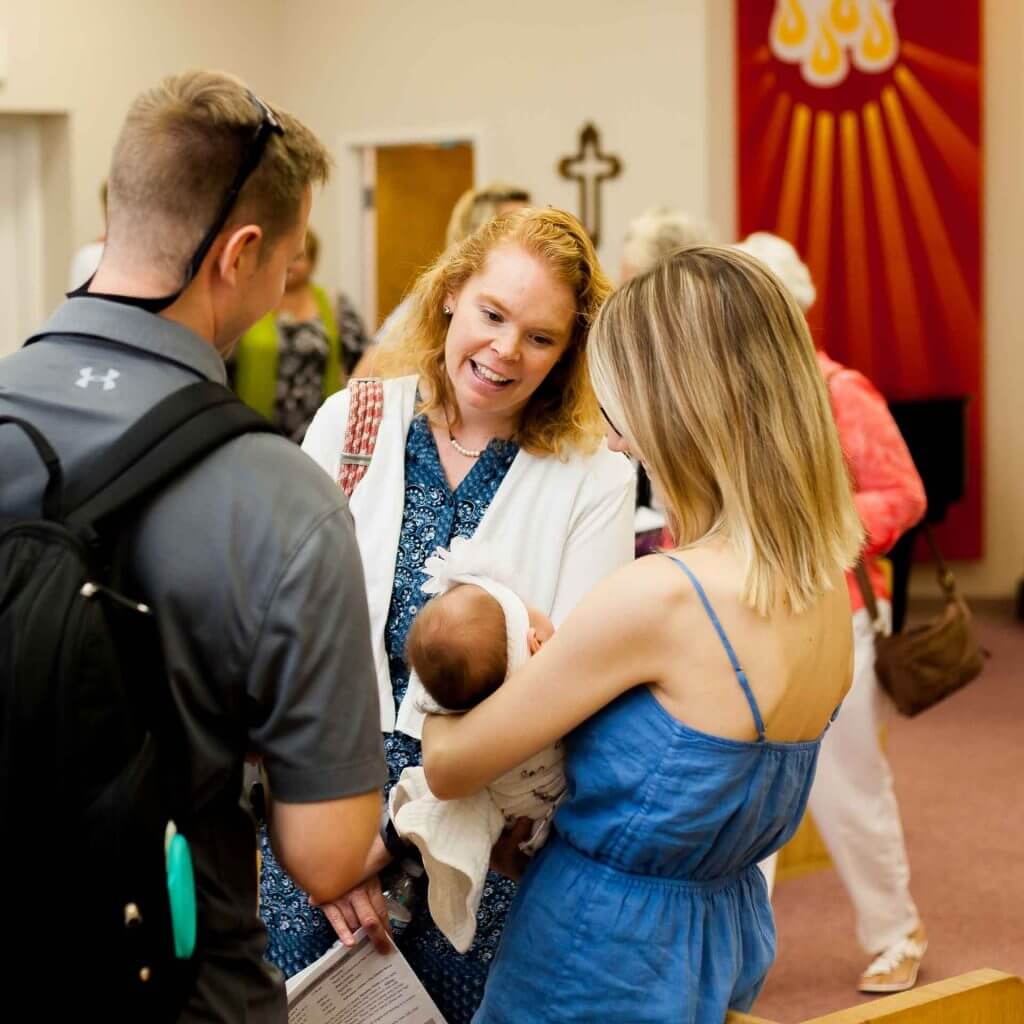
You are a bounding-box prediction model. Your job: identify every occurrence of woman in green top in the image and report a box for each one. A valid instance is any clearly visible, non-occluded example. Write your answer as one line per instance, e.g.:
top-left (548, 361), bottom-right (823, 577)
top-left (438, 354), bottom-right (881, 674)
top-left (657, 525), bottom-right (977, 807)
top-left (232, 227), bottom-right (372, 442)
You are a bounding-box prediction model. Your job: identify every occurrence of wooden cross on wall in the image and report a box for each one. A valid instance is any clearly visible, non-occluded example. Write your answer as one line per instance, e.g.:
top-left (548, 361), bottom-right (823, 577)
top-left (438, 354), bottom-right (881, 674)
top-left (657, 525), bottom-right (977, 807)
top-left (557, 122), bottom-right (622, 247)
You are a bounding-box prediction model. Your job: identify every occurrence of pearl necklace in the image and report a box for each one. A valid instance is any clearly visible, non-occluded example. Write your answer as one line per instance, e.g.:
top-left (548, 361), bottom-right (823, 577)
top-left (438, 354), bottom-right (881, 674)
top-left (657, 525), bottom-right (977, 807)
top-left (443, 407), bottom-right (487, 458)
top-left (449, 433), bottom-right (483, 459)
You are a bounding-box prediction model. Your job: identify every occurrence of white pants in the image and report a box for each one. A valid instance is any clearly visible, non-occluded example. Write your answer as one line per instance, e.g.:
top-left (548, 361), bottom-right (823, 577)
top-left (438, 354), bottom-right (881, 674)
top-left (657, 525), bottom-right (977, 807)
top-left (761, 603), bottom-right (919, 953)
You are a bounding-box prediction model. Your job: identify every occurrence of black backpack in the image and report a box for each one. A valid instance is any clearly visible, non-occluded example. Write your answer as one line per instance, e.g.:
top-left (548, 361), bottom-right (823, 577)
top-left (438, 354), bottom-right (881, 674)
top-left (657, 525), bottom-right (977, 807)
top-left (0, 380), bottom-right (274, 1017)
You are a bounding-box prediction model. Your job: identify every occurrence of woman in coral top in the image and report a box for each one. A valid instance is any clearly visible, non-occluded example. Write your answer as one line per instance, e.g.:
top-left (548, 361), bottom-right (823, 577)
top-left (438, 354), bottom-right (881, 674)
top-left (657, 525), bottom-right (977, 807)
top-left (738, 232), bottom-right (928, 994)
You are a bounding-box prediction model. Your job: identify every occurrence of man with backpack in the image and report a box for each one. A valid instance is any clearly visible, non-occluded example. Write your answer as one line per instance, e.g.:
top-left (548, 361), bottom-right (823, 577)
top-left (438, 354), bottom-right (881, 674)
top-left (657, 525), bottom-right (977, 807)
top-left (0, 71), bottom-right (386, 1021)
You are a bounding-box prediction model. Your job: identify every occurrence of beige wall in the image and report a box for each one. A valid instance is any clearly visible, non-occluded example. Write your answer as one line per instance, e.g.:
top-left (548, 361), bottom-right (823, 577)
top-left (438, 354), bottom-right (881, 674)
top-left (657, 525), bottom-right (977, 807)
top-left (275, 0), bottom-right (1022, 597)
top-left (2, 0), bottom-right (1018, 595)
top-left (958, 0), bottom-right (1024, 600)
top-left (0, 0), bottom-right (283, 311)
top-left (273, 0), bottom-right (716, 288)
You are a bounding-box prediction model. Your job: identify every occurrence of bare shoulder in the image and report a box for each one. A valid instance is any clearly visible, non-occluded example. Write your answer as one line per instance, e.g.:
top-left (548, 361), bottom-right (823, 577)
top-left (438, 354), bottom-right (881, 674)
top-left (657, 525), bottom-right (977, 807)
top-left (572, 553), bottom-right (693, 640)
top-left (628, 551), bottom-right (693, 600)
top-left (644, 547), bottom-right (854, 740)
top-left (624, 550), bottom-right (744, 652)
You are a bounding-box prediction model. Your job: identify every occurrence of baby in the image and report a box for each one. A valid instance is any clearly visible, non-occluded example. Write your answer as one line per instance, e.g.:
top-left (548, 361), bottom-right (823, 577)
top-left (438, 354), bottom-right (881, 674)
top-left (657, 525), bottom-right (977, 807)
top-left (405, 582), bottom-right (551, 711)
top-left (388, 539), bottom-right (566, 953)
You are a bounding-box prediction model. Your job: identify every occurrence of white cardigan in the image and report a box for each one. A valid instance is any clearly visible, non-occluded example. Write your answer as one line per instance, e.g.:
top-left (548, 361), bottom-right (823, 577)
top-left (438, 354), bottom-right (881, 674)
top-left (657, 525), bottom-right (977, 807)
top-left (302, 375), bottom-right (636, 736)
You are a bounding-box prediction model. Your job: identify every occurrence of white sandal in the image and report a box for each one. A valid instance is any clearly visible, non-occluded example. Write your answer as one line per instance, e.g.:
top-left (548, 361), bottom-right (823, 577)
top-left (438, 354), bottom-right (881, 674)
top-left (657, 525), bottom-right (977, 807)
top-left (858, 928), bottom-right (928, 993)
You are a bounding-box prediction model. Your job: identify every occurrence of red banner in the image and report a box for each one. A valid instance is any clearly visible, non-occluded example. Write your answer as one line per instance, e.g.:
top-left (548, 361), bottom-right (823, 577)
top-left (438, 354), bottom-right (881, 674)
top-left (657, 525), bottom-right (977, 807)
top-left (736, 0), bottom-right (982, 557)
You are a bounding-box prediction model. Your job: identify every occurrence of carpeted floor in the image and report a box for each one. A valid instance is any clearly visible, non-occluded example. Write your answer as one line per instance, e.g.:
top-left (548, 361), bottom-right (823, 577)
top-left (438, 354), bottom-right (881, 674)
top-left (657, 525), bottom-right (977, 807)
top-left (752, 603), bottom-right (1024, 1023)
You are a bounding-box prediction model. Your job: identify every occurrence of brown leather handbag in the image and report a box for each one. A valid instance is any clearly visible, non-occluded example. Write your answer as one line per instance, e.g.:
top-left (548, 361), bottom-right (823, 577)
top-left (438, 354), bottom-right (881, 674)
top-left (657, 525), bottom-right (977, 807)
top-left (854, 524), bottom-right (988, 716)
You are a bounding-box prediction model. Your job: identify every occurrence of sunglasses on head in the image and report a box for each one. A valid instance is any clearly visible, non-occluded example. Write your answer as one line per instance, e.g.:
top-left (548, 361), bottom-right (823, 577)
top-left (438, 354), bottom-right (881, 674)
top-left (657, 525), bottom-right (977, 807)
top-left (474, 189), bottom-right (530, 206)
top-left (83, 91), bottom-right (284, 314)
top-left (184, 91), bottom-right (284, 285)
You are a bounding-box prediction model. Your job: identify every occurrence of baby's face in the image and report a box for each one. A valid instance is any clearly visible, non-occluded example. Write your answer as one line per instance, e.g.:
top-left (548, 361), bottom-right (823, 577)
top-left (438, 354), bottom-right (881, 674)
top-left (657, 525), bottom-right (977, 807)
top-left (526, 604), bottom-right (555, 655)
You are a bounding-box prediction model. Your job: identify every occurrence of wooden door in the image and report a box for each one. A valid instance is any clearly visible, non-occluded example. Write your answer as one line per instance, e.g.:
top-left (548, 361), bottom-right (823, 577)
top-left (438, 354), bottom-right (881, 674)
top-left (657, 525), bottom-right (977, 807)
top-left (373, 142), bottom-right (474, 330)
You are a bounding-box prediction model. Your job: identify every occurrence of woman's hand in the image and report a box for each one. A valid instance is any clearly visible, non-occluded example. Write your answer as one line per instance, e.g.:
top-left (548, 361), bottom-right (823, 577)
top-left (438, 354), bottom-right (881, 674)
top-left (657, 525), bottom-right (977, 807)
top-left (489, 817), bottom-right (533, 881)
top-left (316, 876), bottom-right (393, 955)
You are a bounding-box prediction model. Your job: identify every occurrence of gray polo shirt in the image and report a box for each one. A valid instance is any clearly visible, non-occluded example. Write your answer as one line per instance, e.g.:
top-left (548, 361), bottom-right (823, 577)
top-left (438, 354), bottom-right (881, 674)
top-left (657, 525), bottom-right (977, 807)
top-left (0, 298), bottom-right (387, 1022)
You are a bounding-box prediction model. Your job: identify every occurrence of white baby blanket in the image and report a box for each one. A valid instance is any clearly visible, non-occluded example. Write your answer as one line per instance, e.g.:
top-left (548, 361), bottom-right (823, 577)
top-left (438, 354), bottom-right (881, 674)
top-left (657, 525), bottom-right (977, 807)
top-left (390, 744), bottom-right (567, 952)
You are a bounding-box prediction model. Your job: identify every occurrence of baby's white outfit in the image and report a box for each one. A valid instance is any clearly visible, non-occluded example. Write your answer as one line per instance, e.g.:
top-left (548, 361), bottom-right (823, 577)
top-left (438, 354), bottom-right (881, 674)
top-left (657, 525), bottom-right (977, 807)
top-left (391, 743), bottom-right (566, 952)
top-left (389, 539), bottom-right (568, 952)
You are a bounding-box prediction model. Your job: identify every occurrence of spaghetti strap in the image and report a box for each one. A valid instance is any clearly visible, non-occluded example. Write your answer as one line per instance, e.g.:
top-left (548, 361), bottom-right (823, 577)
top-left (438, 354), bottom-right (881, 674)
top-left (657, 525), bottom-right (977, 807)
top-left (663, 555), bottom-right (767, 742)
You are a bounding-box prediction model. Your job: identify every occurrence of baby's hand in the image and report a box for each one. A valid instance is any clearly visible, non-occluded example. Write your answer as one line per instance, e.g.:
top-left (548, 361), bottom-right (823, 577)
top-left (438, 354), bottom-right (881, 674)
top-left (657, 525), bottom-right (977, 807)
top-left (525, 605), bottom-right (556, 655)
top-left (489, 818), bottom-right (533, 880)
top-left (527, 627), bottom-right (552, 656)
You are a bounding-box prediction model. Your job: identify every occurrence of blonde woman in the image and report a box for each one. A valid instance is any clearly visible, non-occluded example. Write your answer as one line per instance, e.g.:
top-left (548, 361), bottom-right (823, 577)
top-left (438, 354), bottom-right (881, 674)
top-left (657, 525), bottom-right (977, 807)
top-left (619, 207), bottom-right (715, 551)
top-left (444, 182), bottom-right (532, 248)
top-left (737, 231), bottom-right (928, 993)
top-left (258, 208), bottom-right (635, 1023)
top-left (423, 245), bottom-right (863, 1023)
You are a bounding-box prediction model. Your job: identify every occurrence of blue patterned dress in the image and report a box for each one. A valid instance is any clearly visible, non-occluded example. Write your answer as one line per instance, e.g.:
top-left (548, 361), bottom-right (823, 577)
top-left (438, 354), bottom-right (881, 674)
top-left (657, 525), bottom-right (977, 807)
top-left (259, 414), bottom-right (519, 1023)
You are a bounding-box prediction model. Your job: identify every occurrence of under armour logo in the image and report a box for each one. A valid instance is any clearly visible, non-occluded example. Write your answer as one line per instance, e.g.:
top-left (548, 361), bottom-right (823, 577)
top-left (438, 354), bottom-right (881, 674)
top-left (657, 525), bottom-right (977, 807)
top-left (76, 367), bottom-right (120, 391)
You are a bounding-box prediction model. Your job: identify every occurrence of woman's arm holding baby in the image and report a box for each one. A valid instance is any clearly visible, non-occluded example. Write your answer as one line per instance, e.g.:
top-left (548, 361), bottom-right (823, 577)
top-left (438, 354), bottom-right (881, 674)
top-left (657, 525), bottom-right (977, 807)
top-left (423, 557), bottom-right (669, 799)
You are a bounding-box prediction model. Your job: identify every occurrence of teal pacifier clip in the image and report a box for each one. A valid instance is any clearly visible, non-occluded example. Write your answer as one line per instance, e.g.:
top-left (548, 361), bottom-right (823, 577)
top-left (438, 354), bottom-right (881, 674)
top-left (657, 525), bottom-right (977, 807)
top-left (164, 820), bottom-right (197, 959)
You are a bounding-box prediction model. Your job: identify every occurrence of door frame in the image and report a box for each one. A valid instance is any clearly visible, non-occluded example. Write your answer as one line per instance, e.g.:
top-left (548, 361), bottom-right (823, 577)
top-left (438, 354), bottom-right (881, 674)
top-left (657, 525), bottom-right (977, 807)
top-left (0, 116), bottom-right (45, 354)
top-left (336, 123), bottom-right (489, 330)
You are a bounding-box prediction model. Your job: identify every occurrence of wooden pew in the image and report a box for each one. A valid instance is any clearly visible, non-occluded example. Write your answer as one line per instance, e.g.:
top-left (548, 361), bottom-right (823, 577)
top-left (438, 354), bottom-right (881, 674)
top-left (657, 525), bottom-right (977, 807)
top-left (726, 968), bottom-right (1024, 1023)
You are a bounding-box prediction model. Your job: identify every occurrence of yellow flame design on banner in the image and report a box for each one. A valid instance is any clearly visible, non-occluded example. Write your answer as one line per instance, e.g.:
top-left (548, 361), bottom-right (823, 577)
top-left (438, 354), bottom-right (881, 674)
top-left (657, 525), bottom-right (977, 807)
top-left (770, 0), bottom-right (898, 88)
top-left (770, 0), bottom-right (811, 61)
top-left (805, 16), bottom-right (848, 87)
top-left (854, 0), bottom-right (899, 74)
top-left (830, 0), bottom-right (860, 40)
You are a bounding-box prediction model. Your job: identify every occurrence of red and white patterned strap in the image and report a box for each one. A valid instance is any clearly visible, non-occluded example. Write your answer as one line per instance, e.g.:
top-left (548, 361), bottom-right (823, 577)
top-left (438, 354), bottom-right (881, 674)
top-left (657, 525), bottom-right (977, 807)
top-left (338, 377), bottom-right (384, 498)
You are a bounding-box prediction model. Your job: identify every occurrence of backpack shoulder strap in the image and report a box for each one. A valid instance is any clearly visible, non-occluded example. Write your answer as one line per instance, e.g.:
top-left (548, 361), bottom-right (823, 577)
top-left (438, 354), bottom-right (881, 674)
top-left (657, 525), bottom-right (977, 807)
top-left (0, 416), bottom-right (63, 520)
top-left (64, 379), bottom-right (276, 539)
top-left (338, 377), bottom-right (384, 498)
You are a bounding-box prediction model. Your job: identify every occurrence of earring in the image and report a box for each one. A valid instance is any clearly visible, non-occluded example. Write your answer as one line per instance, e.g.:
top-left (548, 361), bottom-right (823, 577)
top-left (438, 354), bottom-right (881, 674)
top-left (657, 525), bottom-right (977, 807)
top-left (442, 305), bottom-right (452, 315)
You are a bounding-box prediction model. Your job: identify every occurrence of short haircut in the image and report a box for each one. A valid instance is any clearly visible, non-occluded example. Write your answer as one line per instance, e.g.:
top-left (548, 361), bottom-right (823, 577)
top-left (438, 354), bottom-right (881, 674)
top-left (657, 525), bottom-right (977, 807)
top-left (406, 585), bottom-right (508, 711)
top-left (105, 70), bottom-right (331, 276)
top-left (621, 207), bottom-right (713, 277)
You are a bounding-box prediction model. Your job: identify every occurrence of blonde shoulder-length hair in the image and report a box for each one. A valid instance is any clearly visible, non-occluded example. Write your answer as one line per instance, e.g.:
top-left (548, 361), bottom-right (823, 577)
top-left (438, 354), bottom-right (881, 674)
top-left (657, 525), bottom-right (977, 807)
top-left (589, 244), bottom-right (863, 615)
top-left (445, 182), bottom-right (531, 247)
top-left (378, 207), bottom-right (611, 457)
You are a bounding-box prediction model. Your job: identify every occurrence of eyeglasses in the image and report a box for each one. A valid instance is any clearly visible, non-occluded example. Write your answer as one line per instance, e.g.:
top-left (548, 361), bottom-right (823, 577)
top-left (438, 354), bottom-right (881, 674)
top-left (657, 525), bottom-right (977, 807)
top-left (183, 91), bottom-right (285, 286)
top-left (599, 405), bottom-right (623, 437)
